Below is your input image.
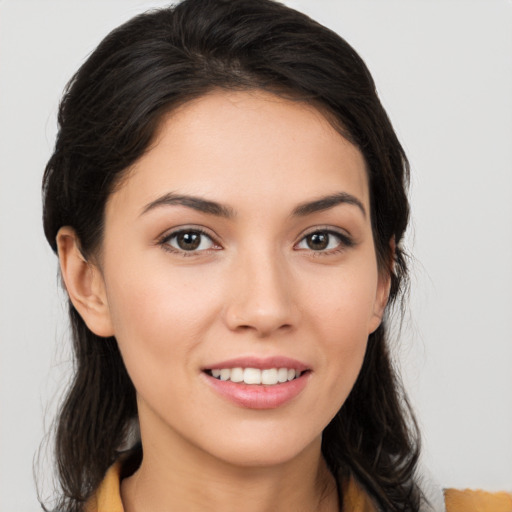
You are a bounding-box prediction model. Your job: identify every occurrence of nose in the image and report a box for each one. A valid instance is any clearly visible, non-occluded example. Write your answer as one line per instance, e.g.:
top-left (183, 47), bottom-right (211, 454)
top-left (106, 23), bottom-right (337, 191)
top-left (223, 247), bottom-right (299, 337)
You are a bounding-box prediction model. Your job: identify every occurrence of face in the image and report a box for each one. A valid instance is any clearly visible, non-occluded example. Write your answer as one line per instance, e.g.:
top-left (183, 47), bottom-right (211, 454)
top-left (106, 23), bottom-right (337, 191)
top-left (94, 90), bottom-right (388, 467)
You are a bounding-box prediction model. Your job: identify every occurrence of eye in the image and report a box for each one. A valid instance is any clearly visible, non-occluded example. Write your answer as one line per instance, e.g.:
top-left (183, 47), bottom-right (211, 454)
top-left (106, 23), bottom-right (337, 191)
top-left (296, 230), bottom-right (352, 252)
top-left (162, 229), bottom-right (217, 253)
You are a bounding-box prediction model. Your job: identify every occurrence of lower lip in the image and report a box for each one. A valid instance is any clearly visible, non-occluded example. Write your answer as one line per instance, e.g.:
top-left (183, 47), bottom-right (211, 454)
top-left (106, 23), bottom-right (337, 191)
top-left (203, 372), bottom-right (310, 409)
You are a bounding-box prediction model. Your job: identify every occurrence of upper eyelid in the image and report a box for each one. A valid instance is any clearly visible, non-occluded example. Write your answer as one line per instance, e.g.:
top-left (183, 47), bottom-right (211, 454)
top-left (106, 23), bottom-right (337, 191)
top-left (159, 225), bottom-right (220, 243)
top-left (156, 225), bottom-right (353, 249)
top-left (295, 227), bottom-right (355, 252)
top-left (296, 225), bottom-right (352, 241)
top-left (157, 227), bottom-right (223, 256)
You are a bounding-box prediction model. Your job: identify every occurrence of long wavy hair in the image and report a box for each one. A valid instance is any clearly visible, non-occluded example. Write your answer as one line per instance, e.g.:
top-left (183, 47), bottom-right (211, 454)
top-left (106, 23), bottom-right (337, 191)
top-left (42, 0), bottom-right (422, 510)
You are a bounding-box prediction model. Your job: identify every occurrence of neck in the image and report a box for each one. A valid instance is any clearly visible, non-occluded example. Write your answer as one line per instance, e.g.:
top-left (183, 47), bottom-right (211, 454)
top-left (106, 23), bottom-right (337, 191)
top-left (121, 419), bottom-right (338, 512)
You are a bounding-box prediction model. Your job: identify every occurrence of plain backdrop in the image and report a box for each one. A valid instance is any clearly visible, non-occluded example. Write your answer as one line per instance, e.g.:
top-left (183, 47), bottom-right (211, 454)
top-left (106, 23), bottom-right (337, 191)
top-left (1, 1), bottom-right (511, 510)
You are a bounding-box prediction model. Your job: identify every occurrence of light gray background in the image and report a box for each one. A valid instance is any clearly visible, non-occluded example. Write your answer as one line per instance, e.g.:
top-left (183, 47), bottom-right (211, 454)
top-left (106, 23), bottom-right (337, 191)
top-left (1, 1), bottom-right (511, 510)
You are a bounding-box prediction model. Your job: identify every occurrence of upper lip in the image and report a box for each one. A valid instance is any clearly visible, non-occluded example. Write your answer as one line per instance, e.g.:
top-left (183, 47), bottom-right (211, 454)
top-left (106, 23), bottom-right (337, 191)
top-left (203, 356), bottom-right (310, 372)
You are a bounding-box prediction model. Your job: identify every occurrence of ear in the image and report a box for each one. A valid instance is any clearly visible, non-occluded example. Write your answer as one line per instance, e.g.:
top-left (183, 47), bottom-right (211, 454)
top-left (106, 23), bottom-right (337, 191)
top-left (56, 226), bottom-right (114, 337)
top-left (368, 238), bottom-right (395, 334)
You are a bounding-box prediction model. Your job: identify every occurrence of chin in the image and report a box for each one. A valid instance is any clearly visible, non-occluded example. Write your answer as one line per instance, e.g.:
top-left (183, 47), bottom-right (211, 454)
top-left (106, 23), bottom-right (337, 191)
top-left (201, 429), bottom-right (323, 469)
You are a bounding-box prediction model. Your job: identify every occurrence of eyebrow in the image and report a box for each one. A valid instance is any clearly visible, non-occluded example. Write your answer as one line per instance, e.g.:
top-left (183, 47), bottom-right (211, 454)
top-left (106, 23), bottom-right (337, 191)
top-left (292, 192), bottom-right (366, 218)
top-left (141, 192), bottom-right (235, 218)
top-left (141, 191), bottom-right (365, 219)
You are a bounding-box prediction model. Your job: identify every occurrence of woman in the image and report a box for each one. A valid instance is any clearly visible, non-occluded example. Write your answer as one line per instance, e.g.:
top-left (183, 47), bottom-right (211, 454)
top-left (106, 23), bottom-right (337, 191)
top-left (41, 1), bottom-right (508, 511)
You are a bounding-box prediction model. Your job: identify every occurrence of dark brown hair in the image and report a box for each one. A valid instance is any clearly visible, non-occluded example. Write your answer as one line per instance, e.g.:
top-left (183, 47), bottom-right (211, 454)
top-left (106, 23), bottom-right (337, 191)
top-left (42, 0), bottom-right (422, 510)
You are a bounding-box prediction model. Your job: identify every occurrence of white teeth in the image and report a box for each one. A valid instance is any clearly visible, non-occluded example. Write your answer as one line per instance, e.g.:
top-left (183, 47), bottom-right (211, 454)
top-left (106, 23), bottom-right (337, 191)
top-left (230, 367), bottom-right (244, 383)
top-left (277, 368), bottom-right (288, 383)
top-left (219, 368), bottom-right (231, 381)
top-left (261, 368), bottom-right (278, 385)
top-left (243, 368), bottom-right (262, 384)
top-left (208, 367), bottom-right (304, 385)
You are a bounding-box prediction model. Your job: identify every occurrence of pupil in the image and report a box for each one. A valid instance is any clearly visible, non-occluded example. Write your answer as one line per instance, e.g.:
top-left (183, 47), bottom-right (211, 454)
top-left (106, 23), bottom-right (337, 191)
top-left (177, 231), bottom-right (201, 250)
top-left (308, 232), bottom-right (328, 250)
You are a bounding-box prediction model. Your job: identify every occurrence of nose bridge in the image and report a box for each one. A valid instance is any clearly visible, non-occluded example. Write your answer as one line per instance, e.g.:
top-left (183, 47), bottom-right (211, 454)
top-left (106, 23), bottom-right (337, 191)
top-left (225, 241), bottom-right (297, 336)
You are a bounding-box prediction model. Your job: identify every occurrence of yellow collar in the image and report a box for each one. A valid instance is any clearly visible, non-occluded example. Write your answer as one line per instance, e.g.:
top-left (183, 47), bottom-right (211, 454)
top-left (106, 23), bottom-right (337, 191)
top-left (86, 460), bottom-right (512, 512)
top-left (85, 460), bottom-right (376, 512)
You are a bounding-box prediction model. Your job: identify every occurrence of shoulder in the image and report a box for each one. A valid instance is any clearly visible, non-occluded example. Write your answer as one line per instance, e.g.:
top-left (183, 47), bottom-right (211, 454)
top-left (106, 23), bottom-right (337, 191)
top-left (444, 488), bottom-right (512, 512)
top-left (345, 477), bottom-right (512, 512)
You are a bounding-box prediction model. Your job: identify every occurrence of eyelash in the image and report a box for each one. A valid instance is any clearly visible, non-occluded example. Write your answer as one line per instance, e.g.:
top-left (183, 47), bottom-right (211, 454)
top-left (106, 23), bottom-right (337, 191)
top-left (158, 227), bottom-right (220, 257)
top-left (158, 227), bottom-right (354, 257)
top-left (295, 228), bottom-right (354, 256)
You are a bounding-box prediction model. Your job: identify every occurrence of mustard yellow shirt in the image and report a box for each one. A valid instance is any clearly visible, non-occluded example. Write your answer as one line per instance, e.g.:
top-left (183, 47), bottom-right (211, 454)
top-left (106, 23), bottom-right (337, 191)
top-left (85, 460), bottom-right (512, 512)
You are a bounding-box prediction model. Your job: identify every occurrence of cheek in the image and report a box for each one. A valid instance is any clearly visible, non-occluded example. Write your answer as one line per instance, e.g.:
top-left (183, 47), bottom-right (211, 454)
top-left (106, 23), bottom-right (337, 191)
top-left (305, 261), bottom-right (380, 338)
top-left (320, 313), bottom-right (368, 399)
top-left (103, 259), bottom-right (222, 383)
top-left (302, 263), bottom-right (378, 399)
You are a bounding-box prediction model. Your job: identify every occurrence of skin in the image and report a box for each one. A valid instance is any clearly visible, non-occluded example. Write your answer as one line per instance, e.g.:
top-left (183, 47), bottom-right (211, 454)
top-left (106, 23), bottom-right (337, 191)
top-left (57, 89), bottom-right (390, 512)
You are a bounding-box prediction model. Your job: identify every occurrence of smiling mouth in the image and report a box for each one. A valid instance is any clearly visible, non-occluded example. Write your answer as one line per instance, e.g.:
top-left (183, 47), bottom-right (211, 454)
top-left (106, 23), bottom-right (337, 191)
top-left (204, 367), bottom-right (305, 386)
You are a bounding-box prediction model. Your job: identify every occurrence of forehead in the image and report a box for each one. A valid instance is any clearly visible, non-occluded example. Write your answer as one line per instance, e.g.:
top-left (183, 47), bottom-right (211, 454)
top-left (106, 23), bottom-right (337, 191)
top-left (108, 89), bottom-right (369, 218)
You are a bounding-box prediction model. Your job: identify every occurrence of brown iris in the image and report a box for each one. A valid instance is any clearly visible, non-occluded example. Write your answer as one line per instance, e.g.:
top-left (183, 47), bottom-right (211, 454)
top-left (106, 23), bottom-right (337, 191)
top-left (306, 232), bottom-right (330, 250)
top-left (176, 231), bottom-right (202, 250)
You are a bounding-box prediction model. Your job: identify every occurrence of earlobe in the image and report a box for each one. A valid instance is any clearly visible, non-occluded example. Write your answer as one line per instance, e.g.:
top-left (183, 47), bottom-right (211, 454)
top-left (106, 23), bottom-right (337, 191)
top-left (369, 238), bottom-right (395, 334)
top-left (369, 273), bottom-right (391, 334)
top-left (56, 227), bottom-right (114, 337)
